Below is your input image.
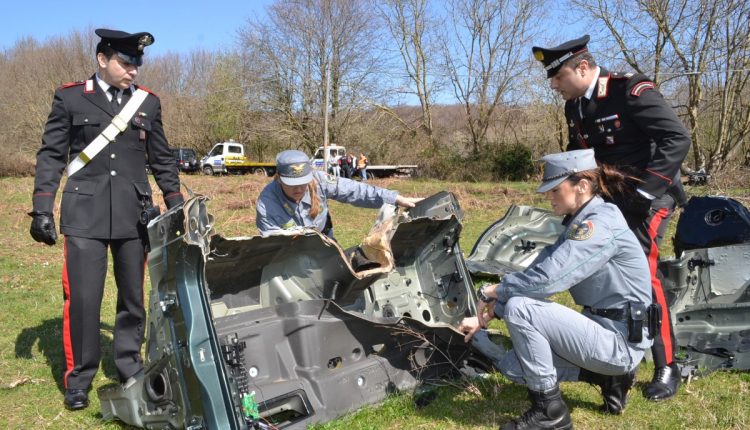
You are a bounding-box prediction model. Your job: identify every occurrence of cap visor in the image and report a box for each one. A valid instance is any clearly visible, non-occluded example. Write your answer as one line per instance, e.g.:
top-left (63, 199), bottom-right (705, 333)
top-left (536, 176), bottom-right (567, 193)
top-left (116, 51), bottom-right (143, 66)
top-left (280, 173), bottom-right (313, 186)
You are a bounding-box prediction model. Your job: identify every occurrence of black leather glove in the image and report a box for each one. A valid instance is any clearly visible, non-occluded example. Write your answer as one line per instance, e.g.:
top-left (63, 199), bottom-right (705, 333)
top-left (29, 212), bottom-right (58, 246)
top-left (164, 193), bottom-right (185, 210)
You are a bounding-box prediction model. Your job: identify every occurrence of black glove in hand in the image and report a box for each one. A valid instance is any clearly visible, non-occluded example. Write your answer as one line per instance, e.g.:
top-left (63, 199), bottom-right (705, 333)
top-left (29, 212), bottom-right (58, 245)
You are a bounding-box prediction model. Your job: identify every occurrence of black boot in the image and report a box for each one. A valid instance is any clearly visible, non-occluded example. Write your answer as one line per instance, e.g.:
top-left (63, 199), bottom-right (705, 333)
top-left (644, 363), bottom-right (681, 401)
top-left (500, 385), bottom-right (572, 430)
top-left (578, 368), bottom-right (636, 414)
top-left (64, 388), bottom-right (89, 410)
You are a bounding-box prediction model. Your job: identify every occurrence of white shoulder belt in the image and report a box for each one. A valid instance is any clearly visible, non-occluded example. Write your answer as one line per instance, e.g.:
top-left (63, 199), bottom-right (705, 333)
top-left (66, 88), bottom-right (149, 177)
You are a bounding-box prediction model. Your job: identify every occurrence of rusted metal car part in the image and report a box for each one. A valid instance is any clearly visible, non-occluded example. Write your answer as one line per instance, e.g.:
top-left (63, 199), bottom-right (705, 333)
top-left (465, 205), bottom-right (564, 278)
top-left (98, 191), bottom-right (485, 429)
top-left (466, 197), bottom-right (750, 376)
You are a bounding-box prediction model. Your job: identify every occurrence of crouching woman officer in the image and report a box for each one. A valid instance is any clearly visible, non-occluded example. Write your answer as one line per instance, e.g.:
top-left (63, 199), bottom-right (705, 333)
top-left (256, 150), bottom-right (420, 237)
top-left (458, 149), bottom-right (655, 430)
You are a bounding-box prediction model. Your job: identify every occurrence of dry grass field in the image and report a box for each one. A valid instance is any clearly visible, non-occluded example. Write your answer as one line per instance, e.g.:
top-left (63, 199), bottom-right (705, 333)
top-left (1, 173), bottom-right (749, 429)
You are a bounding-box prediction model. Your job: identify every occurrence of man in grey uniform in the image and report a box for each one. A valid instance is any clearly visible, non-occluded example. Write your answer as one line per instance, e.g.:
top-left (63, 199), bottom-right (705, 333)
top-left (459, 150), bottom-right (654, 430)
top-left (256, 150), bottom-right (420, 238)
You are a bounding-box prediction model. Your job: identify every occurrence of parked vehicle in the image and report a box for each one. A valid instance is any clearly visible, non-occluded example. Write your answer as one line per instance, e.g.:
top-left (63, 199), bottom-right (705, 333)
top-left (171, 147), bottom-right (200, 173)
top-left (311, 145), bottom-right (418, 178)
top-left (200, 141), bottom-right (276, 176)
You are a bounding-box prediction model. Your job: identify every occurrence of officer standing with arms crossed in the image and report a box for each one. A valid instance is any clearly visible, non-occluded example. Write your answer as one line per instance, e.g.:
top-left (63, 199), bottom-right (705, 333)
top-left (531, 35), bottom-right (691, 401)
top-left (29, 29), bottom-right (184, 410)
top-left (459, 149), bottom-right (654, 429)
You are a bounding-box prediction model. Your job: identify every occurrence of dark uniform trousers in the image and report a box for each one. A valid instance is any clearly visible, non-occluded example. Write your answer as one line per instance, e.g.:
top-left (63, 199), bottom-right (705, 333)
top-left (620, 194), bottom-right (678, 368)
top-left (564, 68), bottom-right (692, 370)
top-left (63, 235), bottom-right (147, 389)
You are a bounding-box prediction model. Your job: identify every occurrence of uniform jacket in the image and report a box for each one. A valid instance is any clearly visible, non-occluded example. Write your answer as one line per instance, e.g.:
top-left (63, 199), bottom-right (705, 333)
top-left (256, 170), bottom-right (398, 236)
top-left (32, 75), bottom-right (182, 239)
top-left (566, 68), bottom-right (691, 200)
top-left (494, 196), bottom-right (652, 346)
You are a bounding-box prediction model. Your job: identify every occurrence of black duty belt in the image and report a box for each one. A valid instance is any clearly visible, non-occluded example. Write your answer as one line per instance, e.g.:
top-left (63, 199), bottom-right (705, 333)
top-left (584, 306), bottom-right (628, 322)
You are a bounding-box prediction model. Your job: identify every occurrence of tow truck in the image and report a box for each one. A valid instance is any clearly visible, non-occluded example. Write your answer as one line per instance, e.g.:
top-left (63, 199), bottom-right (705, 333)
top-left (311, 145), bottom-right (418, 178)
top-left (200, 141), bottom-right (276, 176)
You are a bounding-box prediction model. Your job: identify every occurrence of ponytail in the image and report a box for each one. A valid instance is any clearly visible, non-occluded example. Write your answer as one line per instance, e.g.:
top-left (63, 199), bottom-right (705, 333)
top-left (569, 164), bottom-right (642, 200)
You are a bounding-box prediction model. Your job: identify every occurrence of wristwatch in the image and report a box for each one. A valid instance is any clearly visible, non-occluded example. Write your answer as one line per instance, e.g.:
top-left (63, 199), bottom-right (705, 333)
top-left (476, 285), bottom-right (493, 303)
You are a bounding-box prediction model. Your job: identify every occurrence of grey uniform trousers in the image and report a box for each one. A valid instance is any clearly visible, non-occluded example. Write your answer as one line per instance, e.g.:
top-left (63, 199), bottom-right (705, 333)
top-left (481, 296), bottom-right (648, 392)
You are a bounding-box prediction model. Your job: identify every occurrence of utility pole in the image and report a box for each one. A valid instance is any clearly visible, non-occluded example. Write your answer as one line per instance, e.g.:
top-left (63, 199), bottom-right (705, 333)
top-left (322, 55), bottom-right (331, 172)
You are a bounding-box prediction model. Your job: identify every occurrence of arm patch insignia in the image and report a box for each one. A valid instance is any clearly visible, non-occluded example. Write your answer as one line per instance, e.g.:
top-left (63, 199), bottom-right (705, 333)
top-left (567, 220), bottom-right (594, 241)
top-left (630, 81), bottom-right (655, 97)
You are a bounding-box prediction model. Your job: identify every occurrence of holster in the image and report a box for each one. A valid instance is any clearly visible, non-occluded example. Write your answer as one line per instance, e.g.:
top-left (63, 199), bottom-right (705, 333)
top-left (628, 302), bottom-right (648, 343)
top-left (138, 196), bottom-right (159, 252)
top-left (647, 303), bottom-right (663, 340)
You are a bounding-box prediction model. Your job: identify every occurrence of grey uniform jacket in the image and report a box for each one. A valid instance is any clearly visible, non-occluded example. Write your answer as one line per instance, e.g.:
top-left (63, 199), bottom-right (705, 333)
top-left (256, 171), bottom-right (398, 236)
top-left (494, 196), bottom-right (652, 347)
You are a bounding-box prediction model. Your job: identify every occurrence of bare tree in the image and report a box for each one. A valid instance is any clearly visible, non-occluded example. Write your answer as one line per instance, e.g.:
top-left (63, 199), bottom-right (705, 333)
top-left (572, 0), bottom-right (749, 172)
top-left (0, 30), bottom-right (95, 161)
top-left (380, 0), bottom-right (441, 141)
top-left (441, 0), bottom-right (544, 155)
top-left (698, 0), bottom-right (750, 171)
top-left (238, 0), bottom-right (384, 154)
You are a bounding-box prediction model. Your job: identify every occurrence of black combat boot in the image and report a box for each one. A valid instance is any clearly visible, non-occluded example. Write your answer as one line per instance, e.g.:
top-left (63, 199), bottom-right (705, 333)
top-left (500, 385), bottom-right (572, 430)
top-left (578, 368), bottom-right (636, 414)
top-left (644, 363), bottom-right (681, 401)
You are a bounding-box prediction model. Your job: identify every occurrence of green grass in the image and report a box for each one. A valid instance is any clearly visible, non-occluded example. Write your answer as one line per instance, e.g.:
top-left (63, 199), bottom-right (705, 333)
top-left (1, 174), bottom-right (748, 429)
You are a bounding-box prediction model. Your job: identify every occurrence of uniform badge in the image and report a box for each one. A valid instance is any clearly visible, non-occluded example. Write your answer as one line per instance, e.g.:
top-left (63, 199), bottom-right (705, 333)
top-left (606, 135), bottom-right (615, 145)
top-left (282, 203), bottom-right (294, 216)
top-left (598, 124), bottom-right (605, 133)
top-left (281, 220), bottom-right (296, 229)
top-left (569, 119), bottom-right (575, 128)
top-left (290, 163), bottom-right (306, 175)
top-left (568, 220), bottom-right (594, 241)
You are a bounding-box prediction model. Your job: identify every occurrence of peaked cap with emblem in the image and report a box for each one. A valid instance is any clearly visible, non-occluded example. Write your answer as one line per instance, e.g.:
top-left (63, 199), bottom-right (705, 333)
top-left (95, 28), bottom-right (154, 66)
top-left (532, 35), bottom-right (590, 78)
top-left (537, 149), bottom-right (598, 193)
top-left (276, 150), bottom-right (313, 186)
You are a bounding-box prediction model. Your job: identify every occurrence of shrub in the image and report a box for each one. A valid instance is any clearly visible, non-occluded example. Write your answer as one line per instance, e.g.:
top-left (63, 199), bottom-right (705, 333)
top-left (0, 153), bottom-right (36, 177)
top-left (490, 144), bottom-right (535, 181)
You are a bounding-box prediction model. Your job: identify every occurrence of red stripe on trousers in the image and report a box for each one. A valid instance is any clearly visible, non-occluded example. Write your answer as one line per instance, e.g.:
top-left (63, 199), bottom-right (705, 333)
top-left (62, 238), bottom-right (74, 388)
top-left (142, 253), bottom-right (147, 305)
top-left (647, 207), bottom-right (673, 363)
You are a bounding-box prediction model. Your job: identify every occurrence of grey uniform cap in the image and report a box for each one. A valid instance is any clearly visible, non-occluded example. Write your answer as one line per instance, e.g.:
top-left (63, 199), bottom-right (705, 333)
top-left (276, 150), bottom-right (314, 186)
top-left (537, 149), bottom-right (598, 193)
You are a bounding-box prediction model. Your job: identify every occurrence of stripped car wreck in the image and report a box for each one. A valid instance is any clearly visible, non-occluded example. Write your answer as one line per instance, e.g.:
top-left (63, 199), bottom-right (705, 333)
top-left (98, 192), bottom-right (485, 429)
top-left (466, 196), bottom-right (750, 376)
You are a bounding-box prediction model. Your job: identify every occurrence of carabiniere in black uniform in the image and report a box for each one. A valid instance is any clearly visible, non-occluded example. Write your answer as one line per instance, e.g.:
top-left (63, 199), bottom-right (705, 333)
top-left (29, 28), bottom-right (183, 411)
top-left (534, 34), bottom-right (691, 402)
top-left (564, 72), bottom-right (690, 379)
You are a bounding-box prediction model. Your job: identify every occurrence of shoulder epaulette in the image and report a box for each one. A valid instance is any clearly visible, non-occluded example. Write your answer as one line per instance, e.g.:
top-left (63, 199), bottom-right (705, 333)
top-left (610, 72), bottom-right (634, 80)
top-left (59, 81), bottom-right (85, 89)
top-left (136, 85), bottom-right (158, 97)
top-left (630, 81), bottom-right (655, 97)
top-left (596, 73), bottom-right (610, 99)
